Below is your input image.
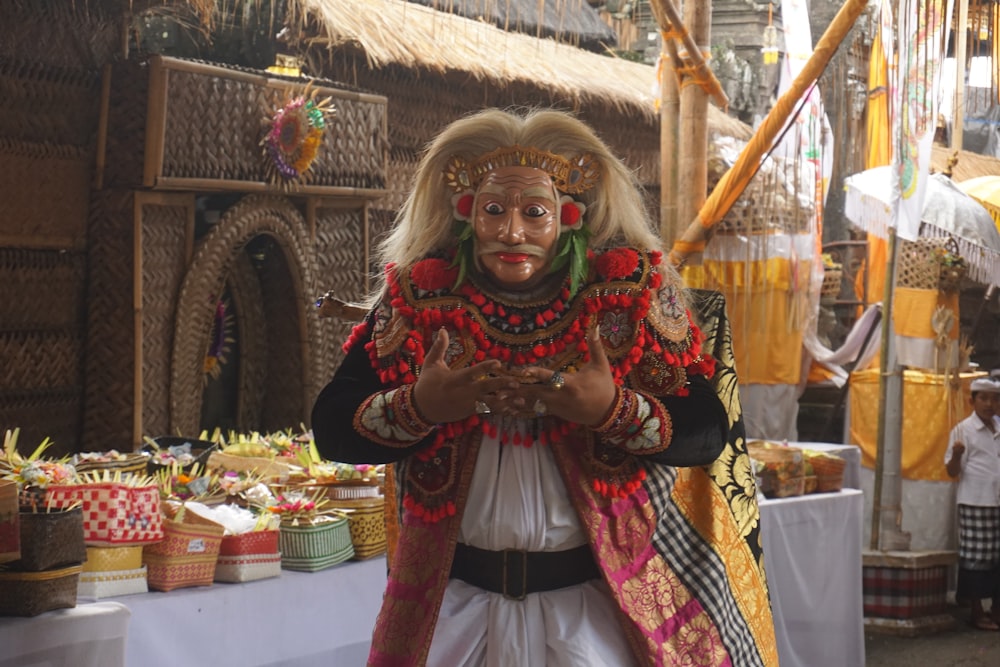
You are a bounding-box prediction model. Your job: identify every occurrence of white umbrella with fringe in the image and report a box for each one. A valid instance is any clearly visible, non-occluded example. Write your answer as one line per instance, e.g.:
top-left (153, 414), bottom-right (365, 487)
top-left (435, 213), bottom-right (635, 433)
top-left (844, 165), bottom-right (1000, 286)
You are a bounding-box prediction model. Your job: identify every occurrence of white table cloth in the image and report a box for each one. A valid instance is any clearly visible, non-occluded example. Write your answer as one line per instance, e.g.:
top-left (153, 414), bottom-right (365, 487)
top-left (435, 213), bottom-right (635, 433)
top-left (0, 600), bottom-right (130, 667)
top-left (112, 556), bottom-right (387, 666)
top-left (760, 489), bottom-right (865, 667)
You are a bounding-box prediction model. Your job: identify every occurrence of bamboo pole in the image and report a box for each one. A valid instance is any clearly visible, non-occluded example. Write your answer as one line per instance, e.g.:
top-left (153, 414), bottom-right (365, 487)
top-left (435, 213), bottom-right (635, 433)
top-left (676, 0), bottom-right (711, 249)
top-left (659, 35), bottom-right (680, 245)
top-left (648, 1), bottom-right (728, 109)
top-left (648, 0), bottom-right (726, 245)
top-left (669, 0), bottom-right (871, 268)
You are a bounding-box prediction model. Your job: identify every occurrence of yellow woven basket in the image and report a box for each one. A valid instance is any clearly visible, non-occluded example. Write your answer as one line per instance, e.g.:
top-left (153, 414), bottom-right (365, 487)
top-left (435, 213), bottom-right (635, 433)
top-left (83, 545), bottom-right (144, 572)
top-left (327, 497), bottom-right (387, 560)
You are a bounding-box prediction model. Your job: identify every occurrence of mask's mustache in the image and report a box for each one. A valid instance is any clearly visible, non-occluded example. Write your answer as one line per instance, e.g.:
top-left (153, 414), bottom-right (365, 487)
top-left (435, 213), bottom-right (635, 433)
top-left (476, 241), bottom-right (547, 258)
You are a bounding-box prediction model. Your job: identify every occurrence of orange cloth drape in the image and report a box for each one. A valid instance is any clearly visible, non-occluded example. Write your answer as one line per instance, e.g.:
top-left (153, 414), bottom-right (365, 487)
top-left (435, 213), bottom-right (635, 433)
top-left (850, 368), bottom-right (983, 481)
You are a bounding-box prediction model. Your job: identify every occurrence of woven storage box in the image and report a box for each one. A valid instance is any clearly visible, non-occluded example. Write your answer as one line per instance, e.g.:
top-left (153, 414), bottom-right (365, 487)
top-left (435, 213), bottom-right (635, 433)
top-left (219, 529), bottom-right (279, 557)
top-left (329, 497), bottom-right (387, 560)
top-left (78, 566), bottom-right (148, 599)
top-left (214, 553), bottom-right (282, 583)
top-left (805, 451), bottom-right (847, 493)
top-left (214, 529), bottom-right (281, 582)
top-left (748, 441), bottom-right (805, 498)
top-left (143, 508), bottom-right (225, 592)
top-left (279, 516), bottom-right (354, 572)
top-left (0, 479), bottom-right (19, 563)
top-left (45, 482), bottom-right (164, 546)
top-left (0, 564), bottom-right (82, 616)
top-left (7, 507), bottom-right (86, 572)
top-left (82, 545), bottom-right (144, 572)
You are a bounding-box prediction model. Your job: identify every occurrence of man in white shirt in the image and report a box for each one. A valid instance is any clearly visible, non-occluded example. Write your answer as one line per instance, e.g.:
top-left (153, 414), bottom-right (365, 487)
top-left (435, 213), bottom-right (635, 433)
top-left (945, 376), bottom-right (1000, 631)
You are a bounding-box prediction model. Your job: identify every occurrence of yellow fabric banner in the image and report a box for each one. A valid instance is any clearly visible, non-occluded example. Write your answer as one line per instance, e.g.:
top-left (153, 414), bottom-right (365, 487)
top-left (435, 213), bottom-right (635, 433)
top-left (682, 260), bottom-right (808, 385)
top-left (849, 368), bottom-right (983, 481)
top-left (892, 288), bottom-right (959, 339)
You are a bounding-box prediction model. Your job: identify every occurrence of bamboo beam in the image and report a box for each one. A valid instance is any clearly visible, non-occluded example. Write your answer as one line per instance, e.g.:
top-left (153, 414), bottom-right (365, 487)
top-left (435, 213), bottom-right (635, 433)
top-left (648, 1), bottom-right (729, 110)
top-left (669, 0), bottom-right (871, 267)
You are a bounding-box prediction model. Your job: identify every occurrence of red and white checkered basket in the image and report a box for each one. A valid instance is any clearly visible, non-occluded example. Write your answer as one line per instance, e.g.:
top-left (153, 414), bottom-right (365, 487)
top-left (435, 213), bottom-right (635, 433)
top-left (45, 483), bottom-right (164, 546)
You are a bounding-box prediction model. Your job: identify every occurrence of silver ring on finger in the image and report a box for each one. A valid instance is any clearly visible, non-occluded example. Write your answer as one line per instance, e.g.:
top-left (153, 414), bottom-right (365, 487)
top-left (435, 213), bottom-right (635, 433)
top-left (475, 400), bottom-right (491, 415)
top-left (533, 399), bottom-right (548, 416)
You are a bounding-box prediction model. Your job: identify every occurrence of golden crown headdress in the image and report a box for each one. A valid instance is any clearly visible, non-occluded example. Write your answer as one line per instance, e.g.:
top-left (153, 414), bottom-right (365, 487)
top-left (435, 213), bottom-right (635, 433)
top-left (443, 145), bottom-right (601, 195)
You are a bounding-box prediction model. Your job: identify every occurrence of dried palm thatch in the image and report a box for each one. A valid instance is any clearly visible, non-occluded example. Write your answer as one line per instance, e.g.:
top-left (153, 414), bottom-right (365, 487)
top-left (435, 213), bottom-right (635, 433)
top-left (931, 145), bottom-right (1000, 183)
top-left (403, 0), bottom-right (616, 52)
top-left (288, 0), bottom-right (750, 139)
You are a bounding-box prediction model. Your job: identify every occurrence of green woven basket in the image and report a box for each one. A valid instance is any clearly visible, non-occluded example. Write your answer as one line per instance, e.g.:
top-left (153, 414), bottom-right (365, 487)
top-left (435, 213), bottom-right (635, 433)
top-left (279, 516), bottom-right (354, 572)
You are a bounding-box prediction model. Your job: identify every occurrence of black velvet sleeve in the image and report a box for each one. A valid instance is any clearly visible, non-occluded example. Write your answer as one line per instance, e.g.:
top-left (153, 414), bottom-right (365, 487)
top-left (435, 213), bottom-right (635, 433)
top-left (310, 318), bottom-right (437, 465)
top-left (639, 373), bottom-right (730, 468)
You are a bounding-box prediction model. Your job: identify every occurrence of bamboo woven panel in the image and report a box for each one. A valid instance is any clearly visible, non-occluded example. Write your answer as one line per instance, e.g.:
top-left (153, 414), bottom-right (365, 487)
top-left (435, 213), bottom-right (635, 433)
top-left (0, 148), bottom-right (91, 248)
top-left (82, 190), bottom-right (137, 453)
top-left (0, 2), bottom-right (119, 71)
top-left (0, 389), bottom-right (80, 460)
top-left (0, 60), bottom-right (100, 145)
top-left (228, 254), bottom-right (267, 431)
top-left (140, 203), bottom-right (191, 438)
top-left (367, 209), bottom-right (397, 278)
top-left (170, 196), bottom-right (320, 437)
top-left (897, 238), bottom-right (948, 290)
top-left (0, 249), bottom-right (85, 330)
top-left (103, 61), bottom-right (148, 190)
top-left (0, 331), bottom-right (80, 390)
top-left (151, 59), bottom-right (387, 189)
top-left (256, 244), bottom-right (306, 431)
top-left (312, 206), bottom-right (367, 387)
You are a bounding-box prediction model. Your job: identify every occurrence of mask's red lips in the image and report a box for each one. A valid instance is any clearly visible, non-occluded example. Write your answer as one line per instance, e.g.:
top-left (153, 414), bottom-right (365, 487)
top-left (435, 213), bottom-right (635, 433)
top-left (495, 252), bottom-right (531, 263)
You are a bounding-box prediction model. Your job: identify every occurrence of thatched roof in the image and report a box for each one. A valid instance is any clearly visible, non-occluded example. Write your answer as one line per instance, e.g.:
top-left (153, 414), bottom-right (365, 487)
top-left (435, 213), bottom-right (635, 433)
top-left (402, 0), bottom-right (617, 52)
top-left (931, 145), bottom-right (1000, 182)
top-left (290, 0), bottom-right (751, 139)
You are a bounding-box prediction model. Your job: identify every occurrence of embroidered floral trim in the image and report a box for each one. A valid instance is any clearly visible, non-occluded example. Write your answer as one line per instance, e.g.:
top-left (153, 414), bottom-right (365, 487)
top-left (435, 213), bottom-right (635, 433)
top-left (364, 247), bottom-right (713, 516)
top-left (590, 387), bottom-right (672, 455)
top-left (353, 385), bottom-right (436, 447)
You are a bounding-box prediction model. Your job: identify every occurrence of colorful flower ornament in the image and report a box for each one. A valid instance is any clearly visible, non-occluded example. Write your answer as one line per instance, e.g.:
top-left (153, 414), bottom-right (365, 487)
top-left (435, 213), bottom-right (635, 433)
top-left (559, 195), bottom-right (585, 230)
top-left (451, 191), bottom-right (475, 221)
top-left (261, 87), bottom-right (335, 188)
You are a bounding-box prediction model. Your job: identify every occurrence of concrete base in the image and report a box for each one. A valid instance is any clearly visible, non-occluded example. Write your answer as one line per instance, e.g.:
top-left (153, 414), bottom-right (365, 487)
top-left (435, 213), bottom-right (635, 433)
top-left (863, 613), bottom-right (958, 636)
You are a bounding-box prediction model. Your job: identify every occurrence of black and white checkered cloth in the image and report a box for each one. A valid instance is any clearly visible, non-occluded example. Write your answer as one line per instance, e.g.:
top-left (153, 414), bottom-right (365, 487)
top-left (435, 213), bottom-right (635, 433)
top-left (957, 504), bottom-right (1000, 570)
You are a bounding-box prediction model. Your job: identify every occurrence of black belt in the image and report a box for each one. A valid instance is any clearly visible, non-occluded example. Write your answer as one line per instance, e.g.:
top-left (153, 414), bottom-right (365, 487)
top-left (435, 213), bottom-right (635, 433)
top-left (450, 542), bottom-right (600, 600)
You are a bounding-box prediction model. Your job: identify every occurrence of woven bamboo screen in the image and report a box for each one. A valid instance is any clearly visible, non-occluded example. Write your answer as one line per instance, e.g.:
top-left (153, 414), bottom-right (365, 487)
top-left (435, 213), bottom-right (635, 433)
top-left (311, 205), bottom-right (370, 392)
top-left (170, 196), bottom-right (322, 438)
top-left (140, 197), bottom-right (194, 438)
top-left (0, 249), bottom-right (86, 457)
top-left (143, 56), bottom-right (388, 193)
top-left (83, 190), bottom-right (137, 452)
